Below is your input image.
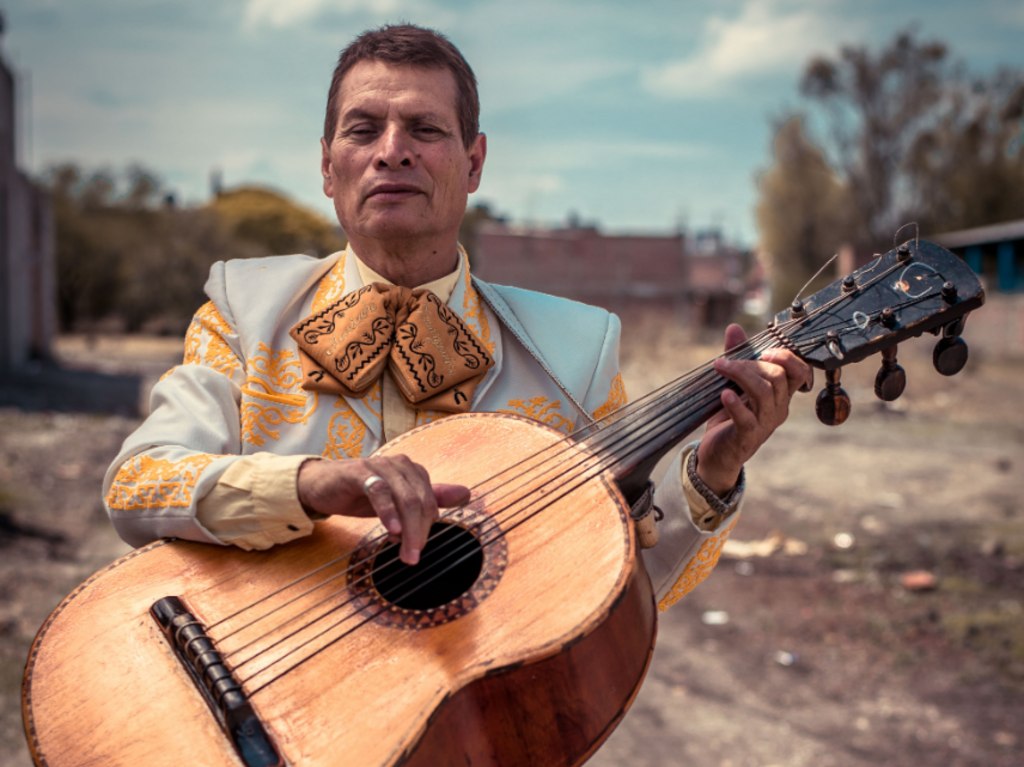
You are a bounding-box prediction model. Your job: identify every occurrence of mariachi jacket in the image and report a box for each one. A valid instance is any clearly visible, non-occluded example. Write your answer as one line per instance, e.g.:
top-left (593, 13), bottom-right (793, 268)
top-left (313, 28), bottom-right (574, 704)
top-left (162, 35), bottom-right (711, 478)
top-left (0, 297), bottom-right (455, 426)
top-left (102, 249), bottom-right (740, 611)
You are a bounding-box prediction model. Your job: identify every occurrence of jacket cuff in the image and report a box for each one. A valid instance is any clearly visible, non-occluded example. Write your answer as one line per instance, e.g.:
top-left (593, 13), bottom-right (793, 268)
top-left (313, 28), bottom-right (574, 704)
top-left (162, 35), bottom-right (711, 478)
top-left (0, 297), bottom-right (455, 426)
top-left (682, 445), bottom-right (745, 532)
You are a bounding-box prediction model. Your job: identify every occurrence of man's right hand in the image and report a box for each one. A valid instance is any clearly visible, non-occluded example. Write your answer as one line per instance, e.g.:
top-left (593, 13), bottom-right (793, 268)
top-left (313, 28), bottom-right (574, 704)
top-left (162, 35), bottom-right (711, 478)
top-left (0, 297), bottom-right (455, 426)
top-left (297, 456), bottom-right (470, 566)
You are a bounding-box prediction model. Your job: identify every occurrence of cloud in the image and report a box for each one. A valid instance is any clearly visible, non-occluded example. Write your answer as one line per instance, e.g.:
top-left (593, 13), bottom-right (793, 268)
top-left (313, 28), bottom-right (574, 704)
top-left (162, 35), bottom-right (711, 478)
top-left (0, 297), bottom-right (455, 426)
top-left (643, 0), bottom-right (848, 99)
top-left (488, 135), bottom-right (711, 177)
top-left (242, 0), bottom-right (406, 29)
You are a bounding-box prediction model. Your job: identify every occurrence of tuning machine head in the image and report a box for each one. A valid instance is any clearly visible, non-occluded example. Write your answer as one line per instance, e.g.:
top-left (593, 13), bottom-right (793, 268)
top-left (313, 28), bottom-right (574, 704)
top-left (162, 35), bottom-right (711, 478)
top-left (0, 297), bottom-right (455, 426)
top-left (934, 336), bottom-right (969, 376)
top-left (933, 319), bottom-right (970, 376)
top-left (874, 346), bottom-right (907, 402)
top-left (815, 368), bottom-right (851, 426)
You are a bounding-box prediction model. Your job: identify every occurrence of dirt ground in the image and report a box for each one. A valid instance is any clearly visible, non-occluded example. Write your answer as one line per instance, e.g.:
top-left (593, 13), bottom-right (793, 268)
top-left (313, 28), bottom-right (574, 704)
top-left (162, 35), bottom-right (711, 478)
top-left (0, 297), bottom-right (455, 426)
top-left (1, 311), bottom-right (1021, 767)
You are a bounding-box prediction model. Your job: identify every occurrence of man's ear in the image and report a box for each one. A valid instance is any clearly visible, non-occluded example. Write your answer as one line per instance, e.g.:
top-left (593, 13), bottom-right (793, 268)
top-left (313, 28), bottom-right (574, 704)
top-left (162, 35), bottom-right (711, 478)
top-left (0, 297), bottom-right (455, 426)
top-left (467, 132), bottom-right (487, 193)
top-left (320, 137), bottom-right (334, 198)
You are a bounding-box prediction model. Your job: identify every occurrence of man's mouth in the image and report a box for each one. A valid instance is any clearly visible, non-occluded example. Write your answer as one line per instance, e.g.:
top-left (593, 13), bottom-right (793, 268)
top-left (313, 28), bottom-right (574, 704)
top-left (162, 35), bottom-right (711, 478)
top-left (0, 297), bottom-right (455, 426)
top-left (366, 183), bottom-right (423, 202)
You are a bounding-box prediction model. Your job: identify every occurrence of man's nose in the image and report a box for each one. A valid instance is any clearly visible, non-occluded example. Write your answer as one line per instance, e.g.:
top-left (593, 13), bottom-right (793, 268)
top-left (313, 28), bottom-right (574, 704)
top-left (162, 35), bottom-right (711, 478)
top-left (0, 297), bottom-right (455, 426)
top-left (375, 126), bottom-right (414, 169)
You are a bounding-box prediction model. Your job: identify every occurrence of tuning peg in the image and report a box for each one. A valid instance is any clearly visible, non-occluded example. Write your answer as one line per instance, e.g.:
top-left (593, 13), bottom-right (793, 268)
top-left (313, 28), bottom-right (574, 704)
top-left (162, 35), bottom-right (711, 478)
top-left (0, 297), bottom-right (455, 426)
top-left (874, 346), bottom-right (907, 401)
top-left (933, 336), bottom-right (969, 376)
top-left (816, 368), bottom-right (851, 426)
top-left (932, 318), bottom-right (970, 376)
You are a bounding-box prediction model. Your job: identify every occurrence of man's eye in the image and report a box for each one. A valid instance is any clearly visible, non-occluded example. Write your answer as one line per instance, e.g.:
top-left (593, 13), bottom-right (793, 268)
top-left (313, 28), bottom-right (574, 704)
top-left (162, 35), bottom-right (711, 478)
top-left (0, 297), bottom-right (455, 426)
top-left (344, 126), bottom-right (377, 139)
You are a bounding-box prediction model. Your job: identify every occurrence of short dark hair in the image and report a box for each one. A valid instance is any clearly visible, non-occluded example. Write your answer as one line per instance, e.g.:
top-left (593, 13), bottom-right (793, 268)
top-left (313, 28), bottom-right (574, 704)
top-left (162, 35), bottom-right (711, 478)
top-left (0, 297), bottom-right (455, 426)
top-left (324, 24), bottom-right (480, 149)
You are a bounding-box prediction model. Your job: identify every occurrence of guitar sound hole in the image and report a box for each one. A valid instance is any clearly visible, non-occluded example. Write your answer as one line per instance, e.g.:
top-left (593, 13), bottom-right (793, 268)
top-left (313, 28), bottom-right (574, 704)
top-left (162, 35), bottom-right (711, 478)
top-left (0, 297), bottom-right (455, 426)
top-left (371, 522), bottom-right (484, 611)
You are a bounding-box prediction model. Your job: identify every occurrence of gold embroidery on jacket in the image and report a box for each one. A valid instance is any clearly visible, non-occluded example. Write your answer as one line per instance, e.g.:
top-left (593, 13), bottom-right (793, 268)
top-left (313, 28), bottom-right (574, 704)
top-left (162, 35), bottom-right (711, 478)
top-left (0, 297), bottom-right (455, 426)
top-left (500, 396), bottom-right (574, 435)
top-left (657, 518), bottom-right (739, 612)
top-left (324, 408), bottom-right (367, 459)
top-left (241, 343), bottom-right (311, 446)
top-left (106, 454), bottom-right (217, 510)
top-left (324, 382), bottom-right (379, 458)
top-left (592, 373), bottom-right (627, 421)
top-left (312, 252), bottom-right (348, 312)
top-left (183, 301), bottom-right (241, 378)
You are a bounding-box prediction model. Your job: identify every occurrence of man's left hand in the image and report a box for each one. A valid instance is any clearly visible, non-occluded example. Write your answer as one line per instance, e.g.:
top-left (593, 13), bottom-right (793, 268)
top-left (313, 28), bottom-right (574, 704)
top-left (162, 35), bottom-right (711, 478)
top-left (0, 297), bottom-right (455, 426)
top-left (696, 323), bottom-right (813, 496)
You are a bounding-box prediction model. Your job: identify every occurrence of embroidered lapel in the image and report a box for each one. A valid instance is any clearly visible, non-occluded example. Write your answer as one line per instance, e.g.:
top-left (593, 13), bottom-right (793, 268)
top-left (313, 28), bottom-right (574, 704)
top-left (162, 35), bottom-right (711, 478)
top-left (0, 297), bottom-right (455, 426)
top-left (446, 254), bottom-right (504, 408)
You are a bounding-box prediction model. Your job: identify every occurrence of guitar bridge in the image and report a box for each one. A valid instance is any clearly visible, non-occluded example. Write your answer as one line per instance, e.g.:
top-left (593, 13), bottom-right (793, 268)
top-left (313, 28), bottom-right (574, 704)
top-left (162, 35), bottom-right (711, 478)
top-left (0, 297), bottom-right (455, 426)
top-left (150, 596), bottom-right (283, 767)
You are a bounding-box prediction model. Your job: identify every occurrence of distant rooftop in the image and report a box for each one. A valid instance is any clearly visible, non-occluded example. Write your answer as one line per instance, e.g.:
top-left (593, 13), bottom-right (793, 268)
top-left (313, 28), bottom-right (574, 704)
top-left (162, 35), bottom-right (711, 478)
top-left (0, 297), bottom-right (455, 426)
top-left (934, 219), bottom-right (1024, 248)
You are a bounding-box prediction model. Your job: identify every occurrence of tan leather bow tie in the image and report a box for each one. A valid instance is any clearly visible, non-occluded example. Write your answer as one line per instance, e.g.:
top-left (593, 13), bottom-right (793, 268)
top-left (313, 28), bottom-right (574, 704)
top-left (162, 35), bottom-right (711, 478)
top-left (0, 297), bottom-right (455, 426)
top-left (289, 282), bottom-right (494, 413)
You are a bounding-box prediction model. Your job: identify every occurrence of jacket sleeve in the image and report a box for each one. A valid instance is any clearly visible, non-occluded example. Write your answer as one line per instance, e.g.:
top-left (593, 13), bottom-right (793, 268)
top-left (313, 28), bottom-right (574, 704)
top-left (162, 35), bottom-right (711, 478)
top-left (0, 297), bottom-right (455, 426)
top-left (102, 291), bottom-right (257, 547)
top-left (646, 445), bottom-right (743, 611)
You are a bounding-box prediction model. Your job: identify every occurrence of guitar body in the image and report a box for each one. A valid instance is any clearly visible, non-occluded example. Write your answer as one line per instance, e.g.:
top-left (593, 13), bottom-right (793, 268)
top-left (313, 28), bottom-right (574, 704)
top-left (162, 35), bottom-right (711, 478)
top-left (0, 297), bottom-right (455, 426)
top-left (23, 412), bottom-right (657, 767)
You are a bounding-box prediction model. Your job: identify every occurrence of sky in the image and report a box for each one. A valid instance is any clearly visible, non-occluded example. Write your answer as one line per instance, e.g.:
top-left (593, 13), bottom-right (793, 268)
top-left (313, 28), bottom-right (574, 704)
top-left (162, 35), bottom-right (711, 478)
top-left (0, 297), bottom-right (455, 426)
top-left (2, 0), bottom-right (1023, 246)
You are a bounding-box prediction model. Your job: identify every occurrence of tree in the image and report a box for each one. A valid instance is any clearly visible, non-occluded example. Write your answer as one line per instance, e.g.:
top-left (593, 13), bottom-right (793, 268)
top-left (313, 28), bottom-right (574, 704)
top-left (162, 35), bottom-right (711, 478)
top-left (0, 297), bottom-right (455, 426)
top-left (114, 205), bottom-right (256, 333)
top-left (47, 163), bottom-right (126, 329)
top-left (755, 116), bottom-right (849, 309)
top-left (44, 168), bottom-right (346, 333)
top-left (756, 28), bottom-right (1024, 300)
top-left (209, 186), bottom-right (344, 257)
top-left (904, 68), bottom-right (1024, 232)
top-left (798, 29), bottom-right (957, 252)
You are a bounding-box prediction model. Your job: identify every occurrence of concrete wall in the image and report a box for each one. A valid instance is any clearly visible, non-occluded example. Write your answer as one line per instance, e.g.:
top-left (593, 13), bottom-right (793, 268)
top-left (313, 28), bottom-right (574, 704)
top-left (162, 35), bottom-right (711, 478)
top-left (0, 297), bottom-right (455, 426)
top-left (0, 46), bottom-right (55, 372)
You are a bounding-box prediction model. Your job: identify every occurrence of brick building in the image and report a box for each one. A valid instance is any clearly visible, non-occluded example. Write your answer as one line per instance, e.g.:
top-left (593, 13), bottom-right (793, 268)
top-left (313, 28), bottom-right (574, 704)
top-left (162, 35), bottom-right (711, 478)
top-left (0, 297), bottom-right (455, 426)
top-left (470, 221), bottom-right (749, 329)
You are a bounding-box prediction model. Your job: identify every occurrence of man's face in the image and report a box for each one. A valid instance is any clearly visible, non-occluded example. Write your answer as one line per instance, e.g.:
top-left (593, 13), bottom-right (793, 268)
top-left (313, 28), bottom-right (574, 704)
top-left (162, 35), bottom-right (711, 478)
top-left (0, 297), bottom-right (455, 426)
top-left (322, 61), bottom-right (486, 250)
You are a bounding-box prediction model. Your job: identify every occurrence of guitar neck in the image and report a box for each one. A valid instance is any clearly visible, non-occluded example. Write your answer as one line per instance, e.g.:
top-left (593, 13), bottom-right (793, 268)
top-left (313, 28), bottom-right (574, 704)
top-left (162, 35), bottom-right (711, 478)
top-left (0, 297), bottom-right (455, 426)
top-left (576, 353), bottom-right (748, 502)
top-left (576, 238), bottom-right (985, 503)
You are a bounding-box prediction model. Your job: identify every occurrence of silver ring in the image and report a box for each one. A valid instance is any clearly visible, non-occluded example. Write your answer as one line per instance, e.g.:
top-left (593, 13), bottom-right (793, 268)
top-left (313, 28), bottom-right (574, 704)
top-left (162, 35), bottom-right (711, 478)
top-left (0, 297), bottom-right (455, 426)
top-left (363, 474), bottom-right (385, 493)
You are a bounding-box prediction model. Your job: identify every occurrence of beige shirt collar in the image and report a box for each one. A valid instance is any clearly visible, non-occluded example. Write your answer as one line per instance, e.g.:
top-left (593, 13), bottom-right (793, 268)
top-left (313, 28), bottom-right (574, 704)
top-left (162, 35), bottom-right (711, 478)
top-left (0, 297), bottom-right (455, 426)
top-left (352, 248), bottom-right (463, 304)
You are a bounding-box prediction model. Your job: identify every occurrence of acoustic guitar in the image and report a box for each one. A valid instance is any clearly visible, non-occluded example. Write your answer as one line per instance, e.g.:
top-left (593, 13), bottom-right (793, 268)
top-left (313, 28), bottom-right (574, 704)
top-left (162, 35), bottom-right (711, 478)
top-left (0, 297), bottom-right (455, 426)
top-left (22, 239), bottom-right (983, 766)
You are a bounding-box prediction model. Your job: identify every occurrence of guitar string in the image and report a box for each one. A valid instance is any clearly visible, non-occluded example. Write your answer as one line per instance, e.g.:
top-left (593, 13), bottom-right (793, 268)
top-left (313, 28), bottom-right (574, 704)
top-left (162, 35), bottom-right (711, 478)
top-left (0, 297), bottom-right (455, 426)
top-left (239, 282), bottom-right (954, 693)
top-left (237, 346), bottom-right (766, 691)
top-left (218, 268), bottom-right (942, 684)
top-left (221, 352), bottom-right (745, 663)
top-left (225, 331), bottom-right (787, 678)
top-left (231, 279), bottom-right (942, 691)
top-left (242, 315), bottom-right (878, 694)
top-left (232, 268), bottom-right (950, 675)
top-left (219, 275), bottom-right (924, 680)
top-left (204, 330), bottom-right (769, 638)
top-left (228, 262), bottom-right (946, 671)
top-left (208, 247), bottom-right (908, 637)
top-left (205, 345), bottom-right (735, 638)
top-left (213, 282), bottom-right (882, 670)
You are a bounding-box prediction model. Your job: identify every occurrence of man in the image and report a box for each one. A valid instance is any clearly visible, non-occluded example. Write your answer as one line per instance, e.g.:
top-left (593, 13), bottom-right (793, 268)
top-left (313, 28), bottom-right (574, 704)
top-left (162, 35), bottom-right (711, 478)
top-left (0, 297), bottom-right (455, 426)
top-left (103, 24), bottom-right (810, 611)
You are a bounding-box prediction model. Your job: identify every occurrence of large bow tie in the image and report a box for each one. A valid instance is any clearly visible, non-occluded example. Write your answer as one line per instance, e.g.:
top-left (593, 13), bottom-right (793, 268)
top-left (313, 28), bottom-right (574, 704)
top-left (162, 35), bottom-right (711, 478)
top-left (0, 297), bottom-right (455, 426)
top-left (289, 282), bottom-right (494, 413)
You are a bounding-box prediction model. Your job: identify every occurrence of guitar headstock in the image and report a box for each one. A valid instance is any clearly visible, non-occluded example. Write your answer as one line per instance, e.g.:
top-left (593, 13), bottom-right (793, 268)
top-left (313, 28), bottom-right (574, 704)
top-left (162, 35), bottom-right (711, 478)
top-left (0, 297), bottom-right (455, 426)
top-left (767, 239), bottom-right (985, 425)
